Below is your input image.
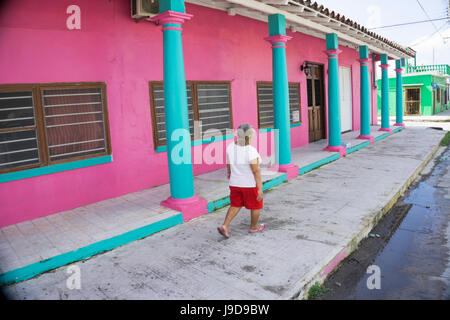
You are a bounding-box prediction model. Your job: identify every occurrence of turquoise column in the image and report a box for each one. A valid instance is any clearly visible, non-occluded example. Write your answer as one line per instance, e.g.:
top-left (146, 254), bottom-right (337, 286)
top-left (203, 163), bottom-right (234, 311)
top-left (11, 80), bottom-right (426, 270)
top-left (265, 14), bottom-right (298, 180)
top-left (357, 46), bottom-right (374, 143)
top-left (151, 0), bottom-right (207, 221)
top-left (379, 54), bottom-right (391, 134)
top-left (323, 33), bottom-right (346, 157)
top-left (394, 59), bottom-right (405, 127)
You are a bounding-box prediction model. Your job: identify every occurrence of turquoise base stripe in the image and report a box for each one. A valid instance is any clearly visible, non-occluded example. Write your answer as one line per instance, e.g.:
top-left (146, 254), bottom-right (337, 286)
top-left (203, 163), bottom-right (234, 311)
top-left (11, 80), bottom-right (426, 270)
top-left (374, 132), bottom-right (390, 142)
top-left (206, 173), bottom-right (287, 213)
top-left (0, 155), bottom-right (113, 184)
top-left (208, 196), bottom-right (231, 213)
top-left (207, 201), bottom-right (215, 213)
top-left (299, 153), bottom-right (340, 175)
top-left (260, 123), bottom-right (302, 134)
top-left (156, 134), bottom-right (234, 153)
top-left (262, 173), bottom-right (287, 191)
top-left (156, 145), bottom-right (167, 153)
top-left (392, 126), bottom-right (403, 133)
top-left (0, 213), bottom-right (183, 287)
top-left (347, 141), bottom-right (370, 154)
top-left (259, 127), bottom-right (274, 134)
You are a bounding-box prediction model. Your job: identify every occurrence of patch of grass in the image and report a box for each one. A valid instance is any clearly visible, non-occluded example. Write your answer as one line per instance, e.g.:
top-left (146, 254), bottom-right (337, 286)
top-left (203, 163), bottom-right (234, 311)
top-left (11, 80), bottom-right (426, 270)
top-left (307, 282), bottom-right (331, 300)
top-left (441, 131), bottom-right (450, 146)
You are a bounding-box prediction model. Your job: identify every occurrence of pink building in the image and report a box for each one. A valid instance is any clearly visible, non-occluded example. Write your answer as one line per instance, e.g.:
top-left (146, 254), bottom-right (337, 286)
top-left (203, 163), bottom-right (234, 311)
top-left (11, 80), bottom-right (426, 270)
top-left (0, 0), bottom-right (415, 227)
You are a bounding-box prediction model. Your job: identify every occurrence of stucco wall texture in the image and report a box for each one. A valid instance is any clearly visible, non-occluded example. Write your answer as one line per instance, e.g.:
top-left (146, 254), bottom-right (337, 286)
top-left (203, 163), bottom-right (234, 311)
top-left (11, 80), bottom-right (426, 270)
top-left (0, 0), bottom-right (377, 227)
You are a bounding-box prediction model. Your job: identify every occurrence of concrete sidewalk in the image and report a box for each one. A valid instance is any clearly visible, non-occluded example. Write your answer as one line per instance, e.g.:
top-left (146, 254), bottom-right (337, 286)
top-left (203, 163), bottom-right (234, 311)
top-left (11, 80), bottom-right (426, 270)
top-left (378, 108), bottom-right (450, 123)
top-left (1, 126), bottom-right (445, 299)
top-left (0, 126), bottom-right (389, 286)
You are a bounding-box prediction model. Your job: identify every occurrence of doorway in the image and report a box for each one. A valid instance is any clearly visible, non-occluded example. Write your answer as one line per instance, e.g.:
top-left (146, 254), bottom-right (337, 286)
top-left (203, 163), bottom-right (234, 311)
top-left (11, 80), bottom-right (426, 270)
top-left (405, 87), bottom-right (421, 115)
top-left (369, 71), bottom-right (373, 125)
top-left (433, 90), bottom-right (436, 115)
top-left (339, 66), bottom-right (353, 132)
top-left (307, 63), bottom-right (325, 143)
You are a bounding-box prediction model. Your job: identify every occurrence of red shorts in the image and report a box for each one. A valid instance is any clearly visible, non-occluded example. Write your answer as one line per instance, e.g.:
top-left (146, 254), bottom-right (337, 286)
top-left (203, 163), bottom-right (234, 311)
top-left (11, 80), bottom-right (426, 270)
top-left (229, 186), bottom-right (263, 210)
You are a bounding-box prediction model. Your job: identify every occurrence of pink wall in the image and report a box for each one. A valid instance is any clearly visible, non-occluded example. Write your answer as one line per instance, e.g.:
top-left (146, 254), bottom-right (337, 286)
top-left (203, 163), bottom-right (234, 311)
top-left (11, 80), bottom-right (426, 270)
top-left (0, 0), bottom-right (377, 227)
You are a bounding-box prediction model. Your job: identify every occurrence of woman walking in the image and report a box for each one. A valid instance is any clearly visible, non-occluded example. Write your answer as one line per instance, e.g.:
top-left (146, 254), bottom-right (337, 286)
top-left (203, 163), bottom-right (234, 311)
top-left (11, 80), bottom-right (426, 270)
top-left (218, 124), bottom-right (266, 238)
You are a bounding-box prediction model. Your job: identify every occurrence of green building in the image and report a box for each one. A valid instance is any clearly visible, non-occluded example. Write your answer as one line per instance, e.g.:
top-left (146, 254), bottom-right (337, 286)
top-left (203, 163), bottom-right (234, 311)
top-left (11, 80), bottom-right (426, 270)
top-left (377, 64), bottom-right (450, 116)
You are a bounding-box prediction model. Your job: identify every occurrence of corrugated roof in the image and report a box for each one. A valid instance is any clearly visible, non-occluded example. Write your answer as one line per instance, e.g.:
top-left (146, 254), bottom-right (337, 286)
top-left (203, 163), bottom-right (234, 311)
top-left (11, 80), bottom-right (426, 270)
top-left (186, 0), bottom-right (415, 59)
top-left (294, 0), bottom-right (415, 57)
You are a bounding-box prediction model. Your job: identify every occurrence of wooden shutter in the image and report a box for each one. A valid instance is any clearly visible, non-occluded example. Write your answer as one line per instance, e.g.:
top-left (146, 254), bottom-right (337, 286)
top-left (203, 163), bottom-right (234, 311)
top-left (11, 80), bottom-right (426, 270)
top-left (41, 85), bottom-right (109, 163)
top-left (150, 82), bottom-right (194, 147)
top-left (257, 82), bottom-right (301, 128)
top-left (195, 83), bottom-right (232, 136)
top-left (289, 83), bottom-right (301, 123)
top-left (0, 89), bottom-right (40, 171)
top-left (257, 83), bottom-right (274, 128)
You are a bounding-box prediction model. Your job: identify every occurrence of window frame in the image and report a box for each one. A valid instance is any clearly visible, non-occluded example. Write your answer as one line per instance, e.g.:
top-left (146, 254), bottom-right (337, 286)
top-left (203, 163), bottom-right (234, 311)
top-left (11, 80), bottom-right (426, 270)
top-left (0, 84), bottom-right (43, 173)
top-left (288, 82), bottom-right (302, 125)
top-left (404, 86), bottom-right (421, 115)
top-left (256, 81), bottom-right (302, 129)
top-left (149, 80), bottom-right (234, 149)
top-left (0, 82), bottom-right (112, 175)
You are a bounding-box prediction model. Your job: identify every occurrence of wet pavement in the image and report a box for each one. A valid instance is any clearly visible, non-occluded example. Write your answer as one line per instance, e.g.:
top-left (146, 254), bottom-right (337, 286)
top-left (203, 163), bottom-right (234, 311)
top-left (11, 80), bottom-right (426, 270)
top-left (319, 145), bottom-right (450, 300)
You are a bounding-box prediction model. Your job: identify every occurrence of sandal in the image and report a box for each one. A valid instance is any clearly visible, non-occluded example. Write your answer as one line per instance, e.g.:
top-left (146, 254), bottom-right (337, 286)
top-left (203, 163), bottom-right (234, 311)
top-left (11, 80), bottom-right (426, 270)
top-left (217, 226), bottom-right (230, 238)
top-left (248, 224), bottom-right (266, 233)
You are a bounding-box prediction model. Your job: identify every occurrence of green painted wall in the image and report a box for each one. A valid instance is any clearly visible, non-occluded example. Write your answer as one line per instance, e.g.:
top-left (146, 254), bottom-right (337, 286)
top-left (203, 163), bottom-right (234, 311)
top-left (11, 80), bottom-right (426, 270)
top-left (377, 73), bottom-right (449, 116)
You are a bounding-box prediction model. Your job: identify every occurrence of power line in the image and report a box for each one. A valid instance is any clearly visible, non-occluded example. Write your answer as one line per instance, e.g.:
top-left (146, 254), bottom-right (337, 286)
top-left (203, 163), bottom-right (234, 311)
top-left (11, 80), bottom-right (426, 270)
top-left (369, 17), bottom-right (448, 30)
top-left (416, 0), bottom-right (445, 41)
top-left (409, 21), bottom-right (449, 47)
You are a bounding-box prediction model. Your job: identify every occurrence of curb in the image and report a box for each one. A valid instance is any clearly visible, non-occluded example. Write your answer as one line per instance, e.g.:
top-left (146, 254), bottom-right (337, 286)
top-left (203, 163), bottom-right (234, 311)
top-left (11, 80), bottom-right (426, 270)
top-left (298, 153), bottom-right (340, 175)
top-left (377, 116), bottom-right (450, 123)
top-left (0, 213), bottom-right (184, 287)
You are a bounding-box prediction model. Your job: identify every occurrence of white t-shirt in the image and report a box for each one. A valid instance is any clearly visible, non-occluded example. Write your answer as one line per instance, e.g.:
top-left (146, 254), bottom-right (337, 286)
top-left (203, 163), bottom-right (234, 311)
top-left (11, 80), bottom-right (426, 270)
top-left (226, 143), bottom-right (262, 188)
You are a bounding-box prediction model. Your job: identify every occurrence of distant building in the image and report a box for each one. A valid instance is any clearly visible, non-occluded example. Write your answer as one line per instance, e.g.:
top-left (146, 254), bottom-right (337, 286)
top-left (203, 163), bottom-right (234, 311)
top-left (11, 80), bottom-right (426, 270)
top-left (377, 64), bottom-right (450, 116)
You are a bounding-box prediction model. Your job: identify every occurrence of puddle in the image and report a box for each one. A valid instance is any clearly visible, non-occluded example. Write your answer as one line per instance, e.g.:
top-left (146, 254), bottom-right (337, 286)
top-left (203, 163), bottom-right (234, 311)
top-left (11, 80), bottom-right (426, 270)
top-left (318, 147), bottom-right (450, 300)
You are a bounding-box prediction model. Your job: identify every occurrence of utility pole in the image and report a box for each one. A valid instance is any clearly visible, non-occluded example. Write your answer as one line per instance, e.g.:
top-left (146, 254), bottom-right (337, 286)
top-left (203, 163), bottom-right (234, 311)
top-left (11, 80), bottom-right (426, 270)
top-left (447, 1), bottom-right (450, 44)
top-left (433, 47), bottom-right (435, 65)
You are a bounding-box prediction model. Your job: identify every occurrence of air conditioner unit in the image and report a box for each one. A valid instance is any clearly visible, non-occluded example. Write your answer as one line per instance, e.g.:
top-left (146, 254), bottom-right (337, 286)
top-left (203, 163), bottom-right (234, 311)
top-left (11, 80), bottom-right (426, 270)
top-left (131, 0), bottom-right (159, 20)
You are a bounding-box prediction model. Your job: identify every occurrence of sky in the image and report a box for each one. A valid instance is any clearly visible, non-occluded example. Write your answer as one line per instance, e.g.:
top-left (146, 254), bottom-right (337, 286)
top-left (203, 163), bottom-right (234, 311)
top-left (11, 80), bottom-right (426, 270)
top-left (316, 0), bottom-right (450, 66)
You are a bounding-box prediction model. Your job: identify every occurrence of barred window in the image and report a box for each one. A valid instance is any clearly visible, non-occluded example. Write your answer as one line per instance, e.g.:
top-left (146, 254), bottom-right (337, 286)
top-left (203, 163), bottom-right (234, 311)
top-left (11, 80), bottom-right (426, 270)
top-left (256, 82), bottom-right (301, 129)
top-left (0, 90), bottom-right (40, 171)
top-left (0, 83), bottom-right (111, 174)
top-left (256, 83), bottom-right (274, 129)
top-left (149, 82), bottom-right (194, 147)
top-left (196, 83), bottom-right (232, 137)
top-left (149, 81), bottom-right (233, 148)
top-left (289, 83), bottom-right (301, 123)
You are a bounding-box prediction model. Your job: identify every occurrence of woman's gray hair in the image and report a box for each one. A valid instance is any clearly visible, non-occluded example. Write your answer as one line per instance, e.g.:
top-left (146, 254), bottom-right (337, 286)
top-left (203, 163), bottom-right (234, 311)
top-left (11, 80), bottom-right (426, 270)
top-left (236, 123), bottom-right (255, 146)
